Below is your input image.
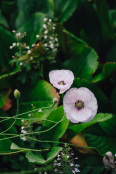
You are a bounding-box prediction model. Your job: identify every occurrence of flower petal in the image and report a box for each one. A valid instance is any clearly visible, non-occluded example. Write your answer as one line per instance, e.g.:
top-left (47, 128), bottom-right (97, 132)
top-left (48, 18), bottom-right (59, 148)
top-left (69, 107), bottom-right (92, 122)
top-left (49, 70), bottom-right (74, 94)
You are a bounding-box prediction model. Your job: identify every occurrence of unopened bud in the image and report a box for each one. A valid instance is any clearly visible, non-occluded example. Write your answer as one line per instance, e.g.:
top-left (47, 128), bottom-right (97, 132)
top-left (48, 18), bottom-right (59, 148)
top-left (53, 98), bottom-right (58, 105)
top-left (14, 89), bottom-right (20, 99)
top-left (103, 151), bottom-right (115, 170)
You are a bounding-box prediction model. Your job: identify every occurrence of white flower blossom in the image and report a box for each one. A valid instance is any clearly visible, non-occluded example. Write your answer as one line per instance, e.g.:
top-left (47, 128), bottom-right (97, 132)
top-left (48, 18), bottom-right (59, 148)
top-left (49, 70), bottom-right (74, 94)
top-left (36, 34), bottom-right (39, 38)
top-left (43, 24), bottom-right (47, 28)
top-left (44, 18), bottom-right (47, 21)
top-left (27, 50), bottom-right (31, 54)
top-left (63, 87), bottom-right (98, 123)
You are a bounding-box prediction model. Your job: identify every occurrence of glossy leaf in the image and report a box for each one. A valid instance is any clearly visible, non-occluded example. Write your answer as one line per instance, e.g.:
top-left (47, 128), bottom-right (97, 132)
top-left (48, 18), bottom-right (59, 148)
top-left (26, 146), bottom-right (62, 164)
top-left (92, 62), bottom-right (116, 83)
top-left (69, 113), bottom-right (112, 135)
top-left (59, 29), bottom-right (99, 80)
top-left (42, 106), bottom-right (69, 141)
top-left (0, 26), bottom-right (16, 71)
top-left (54, 0), bottom-right (80, 23)
top-left (16, 0), bottom-right (53, 28)
top-left (85, 116), bottom-right (116, 155)
top-left (16, 80), bottom-right (60, 125)
top-left (18, 12), bottom-right (46, 47)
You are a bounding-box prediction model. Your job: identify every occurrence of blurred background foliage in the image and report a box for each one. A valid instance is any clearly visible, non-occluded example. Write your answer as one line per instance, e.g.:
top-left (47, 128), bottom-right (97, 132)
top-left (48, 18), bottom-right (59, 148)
top-left (0, 0), bottom-right (116, 173)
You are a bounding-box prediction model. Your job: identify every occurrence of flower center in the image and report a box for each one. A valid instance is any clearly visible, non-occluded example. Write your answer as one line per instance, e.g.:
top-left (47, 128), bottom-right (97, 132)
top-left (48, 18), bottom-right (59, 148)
top-left (75, 100), bottom-right (84, 110)
top-left (58, 81), bottom-right (66, 85)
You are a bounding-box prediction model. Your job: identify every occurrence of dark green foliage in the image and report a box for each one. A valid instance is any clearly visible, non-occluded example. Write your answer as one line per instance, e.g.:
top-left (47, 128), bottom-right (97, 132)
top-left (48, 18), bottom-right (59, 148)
top-left (0, 0), bottom-right (116, 173)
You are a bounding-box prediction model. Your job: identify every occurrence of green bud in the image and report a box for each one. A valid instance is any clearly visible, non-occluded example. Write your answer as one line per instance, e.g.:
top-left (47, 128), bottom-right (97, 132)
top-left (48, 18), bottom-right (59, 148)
top-left (14, 89), bottom-right (20, 99)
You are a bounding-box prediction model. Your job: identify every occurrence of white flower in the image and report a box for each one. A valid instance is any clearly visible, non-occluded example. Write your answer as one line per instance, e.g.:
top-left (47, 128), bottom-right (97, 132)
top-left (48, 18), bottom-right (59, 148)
top-left (43, 24), bottom-right (47, 28)
top-left (44, 18), bottom-right (47, 21)
top-left (49, 19), bottom-right (52, 22)
top-left (63, 87), bottom-right (98, 123)
top-left (26, 46), bottom-right (29, 49)
top-left (44, 30), bottom-right (48, 34)
top-left (12, 30), bottom-right (16, 33)
top-left (49, 43), bottom-right (54, 48)
top-left (55, 38), bottom-right (58, 42)
top-left (16, 32), bottom-right (21, 36)
top-left (30, 57), bottom-right (33, 60)
top-left (36, 34), bottom-right (39, 38)
top-left (44, 43), bottom-right (47, 47)
top-left (12, 43), bottom-right (16, 46)
top-left (27, 50), bottom-right (31, 54)
top-left (20, 62), bottom-right (23, 66)
top-left (49, 70), bottom-right (74, 94)
top-left (38, 109), bottom-right (42, 112)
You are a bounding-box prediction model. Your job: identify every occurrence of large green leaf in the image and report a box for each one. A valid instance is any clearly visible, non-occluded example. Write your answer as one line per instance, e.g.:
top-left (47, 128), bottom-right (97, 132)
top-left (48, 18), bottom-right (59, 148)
top-left (99, 115), bottom-right (116, 137)
top-left (54, 0), bottom-right (80, 23)
top-left (0, 10), bottom-right (8, 28)
top-left (16, 0), bottom-right (52, 29)
top-left (42, 106), bottom-right (69, 141)
top-left (69, 113), bottom-right (112, 135)
top-left (85, 115), bottom-right (116, 155)
top-left (16, 80), bottom-right (59, 125)
top-left (0, 26), bottom-right (16, 71)
top-left (111, 88), bottom-right (116, 114)
top-left (94, 0), bottom-right (115, 43)
top-left (92, 62), bottom-right (116, 83)
top-left (0, 134), bottom-right (12, 153)
top-left (73, 78), bottom-right (109, 113)
top-left (26, 146), bottom-right (62, 164)
top-left (59, 29), bottom-right (98, 80)
top-left (78, 153), bottom-right (104, 174)
top-left (18, 12), bottom-right (46, 47)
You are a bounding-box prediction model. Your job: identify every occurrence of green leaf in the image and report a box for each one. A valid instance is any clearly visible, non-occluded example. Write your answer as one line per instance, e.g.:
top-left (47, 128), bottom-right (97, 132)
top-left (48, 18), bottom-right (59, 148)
top-left (69, 113), bottom-right (112, 135)
top-left (99, 115), bottom-right (116, 137)
top-left (92, 62), bottom-right (116, 83)
top-left (85, 115), bottom-right (116, 155)
top-left (54, 0), bottom-right (80, 23)
top-left (94, 0), bottom-right (115, 43)
top-left (111, 88), bottom-right (116, 114)
top-left (109, 10), bottom-right (116, 30)
top-left (10, 143), bottom-right (22, 150)
top-left (16, 0), bottom-right (53, 29)
top-left (59, 29), bottom-right (98, 80)
top-left (42, 106), bottom-right (69, 141)
top-left (0, 10), bottom-right (8, 28)
top-left (78, 153), bottom-right (104, 174)
top-left (0, 26), bottom-right (16, 71)
top-left (0, 97), bottom-right (3, 107)
top-left (0, 135), bottom-right (12, 153)
top-left (73, 78), bottom-right (109, 113)
top-left (16, 80), bottom-right (59, 125)
top-left (18, 12), bottom-right (46, 47)
top-left (26, 146), bottom-right (62, 164)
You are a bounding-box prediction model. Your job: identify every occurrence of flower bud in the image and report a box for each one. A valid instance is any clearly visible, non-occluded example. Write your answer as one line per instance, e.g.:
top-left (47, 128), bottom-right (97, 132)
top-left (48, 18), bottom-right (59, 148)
top-left (103, 151), bottom-right (115, 170)
top-left (14, 89), bottom-right (20, 99)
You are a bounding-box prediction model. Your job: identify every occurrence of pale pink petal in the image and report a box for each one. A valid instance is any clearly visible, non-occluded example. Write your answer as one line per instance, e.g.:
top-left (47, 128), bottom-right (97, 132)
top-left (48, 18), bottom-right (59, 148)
top-left (63, 88), bottom-right (91, 104)
top-left (69, 107), bottom-right (92, 122)
top-left (49, 69), bottom-right (74, 94)
top-left (63, 87), bottom-right (98, 123)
